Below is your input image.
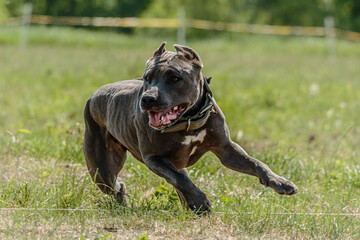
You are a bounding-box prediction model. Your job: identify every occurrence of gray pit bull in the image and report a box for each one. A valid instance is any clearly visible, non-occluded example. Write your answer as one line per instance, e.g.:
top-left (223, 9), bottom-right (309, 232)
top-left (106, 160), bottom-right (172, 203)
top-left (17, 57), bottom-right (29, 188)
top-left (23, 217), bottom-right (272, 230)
top-left (83, 42), bottom-right (298, 213)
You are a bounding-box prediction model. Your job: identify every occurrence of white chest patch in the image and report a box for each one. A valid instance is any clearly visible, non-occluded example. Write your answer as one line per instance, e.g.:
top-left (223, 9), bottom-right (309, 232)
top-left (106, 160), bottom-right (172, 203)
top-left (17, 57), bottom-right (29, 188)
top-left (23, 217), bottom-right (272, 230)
top-left (181, 129), bottom-right (207, 146)
top-left (189, 146), bottom-right (197, 156)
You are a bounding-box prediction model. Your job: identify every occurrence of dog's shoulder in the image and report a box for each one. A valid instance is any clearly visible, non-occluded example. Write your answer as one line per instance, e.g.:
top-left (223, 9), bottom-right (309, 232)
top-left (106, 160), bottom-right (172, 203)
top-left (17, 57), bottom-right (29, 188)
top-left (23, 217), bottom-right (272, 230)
top-left (87, 79), bottom-right (144, 123)
top-left (93, 79), bottom-right (143, 97)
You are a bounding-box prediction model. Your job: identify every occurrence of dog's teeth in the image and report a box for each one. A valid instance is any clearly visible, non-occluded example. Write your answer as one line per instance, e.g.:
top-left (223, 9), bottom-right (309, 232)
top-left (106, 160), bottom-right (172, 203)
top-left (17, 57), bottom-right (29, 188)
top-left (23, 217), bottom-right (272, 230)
top-left (160, 116), bottom-right (164, 121)
top-left (173, 106), bottom-right (178, 111)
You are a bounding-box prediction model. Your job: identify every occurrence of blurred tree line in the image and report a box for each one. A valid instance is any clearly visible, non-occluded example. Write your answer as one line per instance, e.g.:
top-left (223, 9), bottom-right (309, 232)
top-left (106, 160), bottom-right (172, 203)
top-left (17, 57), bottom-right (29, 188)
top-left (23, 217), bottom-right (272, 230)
top-left (3, 0), bottom-right (151, 17)
top-left (2, 0), bottom-right (360, 32)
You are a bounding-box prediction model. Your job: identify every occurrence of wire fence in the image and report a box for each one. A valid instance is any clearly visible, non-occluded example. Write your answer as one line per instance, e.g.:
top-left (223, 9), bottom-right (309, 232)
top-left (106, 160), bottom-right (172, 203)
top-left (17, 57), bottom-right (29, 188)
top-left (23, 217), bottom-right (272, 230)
top-left (4, 14), bottom-right (360, 42)
top-left (0, 207), bottom-right (359, 217)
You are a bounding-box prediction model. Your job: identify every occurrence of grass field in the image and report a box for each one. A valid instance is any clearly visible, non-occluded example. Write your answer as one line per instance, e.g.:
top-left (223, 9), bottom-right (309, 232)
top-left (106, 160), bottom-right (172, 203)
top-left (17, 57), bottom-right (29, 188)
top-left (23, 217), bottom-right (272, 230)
top-left (0, 26), bottom-right (359, 239)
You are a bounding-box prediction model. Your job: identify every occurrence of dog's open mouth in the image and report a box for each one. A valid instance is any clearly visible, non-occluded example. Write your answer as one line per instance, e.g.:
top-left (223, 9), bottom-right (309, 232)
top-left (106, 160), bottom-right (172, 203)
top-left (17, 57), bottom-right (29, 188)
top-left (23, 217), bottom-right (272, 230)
top-left (148, 105), bottom-right (186, 129)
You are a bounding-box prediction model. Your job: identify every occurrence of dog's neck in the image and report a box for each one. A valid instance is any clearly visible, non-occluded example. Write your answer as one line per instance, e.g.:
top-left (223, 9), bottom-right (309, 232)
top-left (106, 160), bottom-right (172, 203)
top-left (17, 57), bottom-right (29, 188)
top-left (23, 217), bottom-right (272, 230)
top-left (183, 75), bottom-right (207, 118)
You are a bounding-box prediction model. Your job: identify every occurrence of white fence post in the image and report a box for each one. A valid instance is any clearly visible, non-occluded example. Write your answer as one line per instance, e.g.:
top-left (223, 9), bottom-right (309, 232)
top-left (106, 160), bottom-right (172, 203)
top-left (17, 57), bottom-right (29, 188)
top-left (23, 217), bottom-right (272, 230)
top-left (324, 16), bottom-right (336, 59)
top-left (19, 3), bottom-right (33, 50)
top-left (177, 7), bottom-right (186, 44)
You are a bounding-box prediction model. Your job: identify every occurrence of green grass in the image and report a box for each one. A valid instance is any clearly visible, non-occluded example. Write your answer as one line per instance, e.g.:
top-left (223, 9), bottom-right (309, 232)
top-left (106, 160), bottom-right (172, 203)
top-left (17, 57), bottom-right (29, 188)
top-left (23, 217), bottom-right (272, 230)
top-left (0, 26), bottom-right (359, 239)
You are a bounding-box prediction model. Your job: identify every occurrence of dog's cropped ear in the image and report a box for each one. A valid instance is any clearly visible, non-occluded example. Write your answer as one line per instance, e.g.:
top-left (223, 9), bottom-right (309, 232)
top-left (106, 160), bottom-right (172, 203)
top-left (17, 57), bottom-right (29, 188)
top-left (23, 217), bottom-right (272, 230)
top-left (153, 42), bottom-right (167, 58)
top-left (174, 44), bottom-right (203, 68)
top-left (205, 77), bottom-right (212, 84)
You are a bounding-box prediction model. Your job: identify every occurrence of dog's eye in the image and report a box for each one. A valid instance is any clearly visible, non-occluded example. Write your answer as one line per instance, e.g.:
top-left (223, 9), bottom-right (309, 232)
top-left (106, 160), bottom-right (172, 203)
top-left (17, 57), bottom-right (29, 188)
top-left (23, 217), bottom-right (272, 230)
top-left (171, 76), bottom-right (181, 82)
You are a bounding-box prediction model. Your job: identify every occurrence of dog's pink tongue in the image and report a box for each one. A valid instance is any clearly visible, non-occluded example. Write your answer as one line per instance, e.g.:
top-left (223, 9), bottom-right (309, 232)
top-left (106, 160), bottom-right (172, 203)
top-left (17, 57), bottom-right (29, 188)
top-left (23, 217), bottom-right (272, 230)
top-left (149, 109), bottom-right (180, 127)
top-left (149, 111), bottom-right (161, 127)
top-left (167, 112), bottom-right (178, 121)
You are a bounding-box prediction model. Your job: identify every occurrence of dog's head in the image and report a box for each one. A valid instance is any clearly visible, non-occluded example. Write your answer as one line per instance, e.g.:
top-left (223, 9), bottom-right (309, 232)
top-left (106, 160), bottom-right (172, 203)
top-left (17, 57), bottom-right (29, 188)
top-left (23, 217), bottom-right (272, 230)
top-left (140, 42), bottom-right (204, 130)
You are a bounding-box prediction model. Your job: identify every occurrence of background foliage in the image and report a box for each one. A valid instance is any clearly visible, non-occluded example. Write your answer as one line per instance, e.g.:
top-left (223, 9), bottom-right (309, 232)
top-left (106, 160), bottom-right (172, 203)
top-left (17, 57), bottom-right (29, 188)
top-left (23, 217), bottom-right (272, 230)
top-left (0, 0), bottom-right (8, 23)
top-left (3, 0), bottom-right (360, 32)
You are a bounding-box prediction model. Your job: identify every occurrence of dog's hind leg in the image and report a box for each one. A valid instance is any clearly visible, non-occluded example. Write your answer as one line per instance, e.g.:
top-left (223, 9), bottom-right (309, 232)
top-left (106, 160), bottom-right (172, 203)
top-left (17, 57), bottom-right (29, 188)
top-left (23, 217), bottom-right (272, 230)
top-left (83, 101), bottom-right (127, 204)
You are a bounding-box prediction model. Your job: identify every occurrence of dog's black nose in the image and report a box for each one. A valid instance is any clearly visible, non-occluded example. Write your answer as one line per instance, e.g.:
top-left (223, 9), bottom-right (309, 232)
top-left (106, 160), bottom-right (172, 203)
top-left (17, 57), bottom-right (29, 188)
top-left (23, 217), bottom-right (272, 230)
top-left (141, 87), bottom-right (159, 111)
top-left (141, 95), bottom-right (156, 105)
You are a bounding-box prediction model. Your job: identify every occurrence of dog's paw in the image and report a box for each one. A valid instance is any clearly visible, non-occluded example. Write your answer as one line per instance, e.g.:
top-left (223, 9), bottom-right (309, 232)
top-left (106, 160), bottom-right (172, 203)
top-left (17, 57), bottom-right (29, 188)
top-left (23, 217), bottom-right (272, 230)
top-left (260, 175), bottom-right (298, 195)
top-left (186, 191), bottom-right (211, 214)
top-left (187, 199), bottom-right (211, 214)
top-left (114, 179), bottom-right (128, 205)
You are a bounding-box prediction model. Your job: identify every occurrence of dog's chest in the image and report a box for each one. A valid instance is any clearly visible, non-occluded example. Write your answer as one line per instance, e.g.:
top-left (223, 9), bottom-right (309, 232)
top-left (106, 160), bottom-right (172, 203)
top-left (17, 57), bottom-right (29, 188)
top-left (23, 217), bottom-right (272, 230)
top-left (139, 129), bottom-right (209, 169)
top-left (177, 129), bottom-right (208, 166)
top-left (181, 129), bottom-right (206, 153)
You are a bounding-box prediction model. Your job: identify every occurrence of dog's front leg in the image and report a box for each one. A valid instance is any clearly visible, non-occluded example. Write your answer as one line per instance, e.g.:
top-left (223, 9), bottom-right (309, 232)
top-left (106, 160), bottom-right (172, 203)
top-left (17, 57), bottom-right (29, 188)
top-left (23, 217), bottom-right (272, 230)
top-left (144, 156), bottom-right (211, 213)
top-left (213, 141), bottom-right (298, 195)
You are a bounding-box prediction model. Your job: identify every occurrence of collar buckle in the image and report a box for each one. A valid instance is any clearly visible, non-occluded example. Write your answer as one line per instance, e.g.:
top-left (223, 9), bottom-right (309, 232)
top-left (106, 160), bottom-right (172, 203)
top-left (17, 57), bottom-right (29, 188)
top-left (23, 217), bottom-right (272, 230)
top-left (186, 118), bottom-right (191, 131)
top-left (200, 93), bottom-right (218, 115)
